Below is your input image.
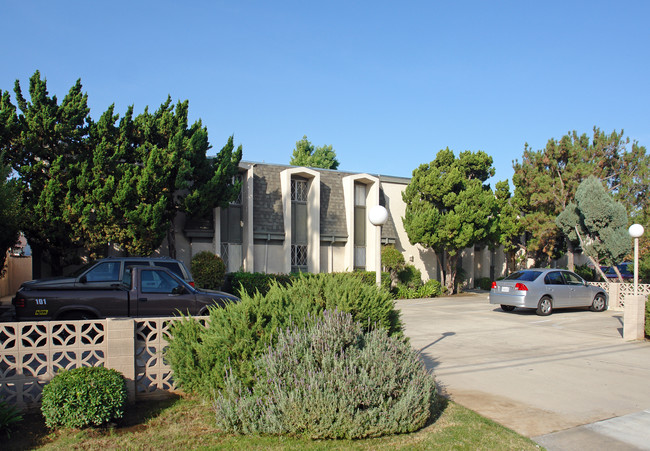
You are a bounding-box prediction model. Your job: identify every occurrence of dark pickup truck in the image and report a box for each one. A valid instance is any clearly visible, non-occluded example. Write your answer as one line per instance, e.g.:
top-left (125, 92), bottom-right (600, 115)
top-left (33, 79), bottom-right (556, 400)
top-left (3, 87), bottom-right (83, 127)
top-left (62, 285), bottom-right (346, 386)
top-left (12, 266), bottom-right (239, 321)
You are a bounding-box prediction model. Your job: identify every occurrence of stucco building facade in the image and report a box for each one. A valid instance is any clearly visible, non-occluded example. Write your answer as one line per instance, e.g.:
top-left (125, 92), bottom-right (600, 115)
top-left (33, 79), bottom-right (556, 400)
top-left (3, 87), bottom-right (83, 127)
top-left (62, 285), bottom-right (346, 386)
top-left (168, 161), bottom-right (509, 288)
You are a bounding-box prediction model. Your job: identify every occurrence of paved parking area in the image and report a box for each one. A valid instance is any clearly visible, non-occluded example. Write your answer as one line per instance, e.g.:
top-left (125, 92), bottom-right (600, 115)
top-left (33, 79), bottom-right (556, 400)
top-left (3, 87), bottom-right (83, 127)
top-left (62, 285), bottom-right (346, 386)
top-left (398, 293), bottom-right (650, 450)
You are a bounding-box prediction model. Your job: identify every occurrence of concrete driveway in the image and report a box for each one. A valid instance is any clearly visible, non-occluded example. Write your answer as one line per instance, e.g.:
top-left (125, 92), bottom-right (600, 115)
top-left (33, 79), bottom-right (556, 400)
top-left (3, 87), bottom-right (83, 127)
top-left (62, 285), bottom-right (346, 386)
top-left (398, 292), bottom-right (650, 450)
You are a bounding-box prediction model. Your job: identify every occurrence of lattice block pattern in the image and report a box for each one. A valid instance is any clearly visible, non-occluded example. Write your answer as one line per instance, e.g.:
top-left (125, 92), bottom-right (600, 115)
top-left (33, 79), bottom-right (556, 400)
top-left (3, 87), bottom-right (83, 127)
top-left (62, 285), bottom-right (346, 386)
top-left (588, 282), bottom-right (650, 310)
top-left (135, 319), bottom-right (179, 395)
top-left (0, 320), bottom-right (107, 410)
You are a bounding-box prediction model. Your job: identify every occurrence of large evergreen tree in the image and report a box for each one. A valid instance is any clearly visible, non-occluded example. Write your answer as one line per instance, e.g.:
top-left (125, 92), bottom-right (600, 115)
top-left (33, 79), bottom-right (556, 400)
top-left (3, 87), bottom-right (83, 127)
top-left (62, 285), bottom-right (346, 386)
top-left (1, 71), bottom-right (242, 273)
top-left (513, 127), bottom-right (649, 267)
top-left (402, 148), bottom-right (497, 293)
top-left (0, 156), bottom-right (21, 272)
top-left (2, 71), bottom-right (92, 274)
top-left (494, 180), bottom-right (524, 273)
top-left (556, 176), bottom-right (631, 282)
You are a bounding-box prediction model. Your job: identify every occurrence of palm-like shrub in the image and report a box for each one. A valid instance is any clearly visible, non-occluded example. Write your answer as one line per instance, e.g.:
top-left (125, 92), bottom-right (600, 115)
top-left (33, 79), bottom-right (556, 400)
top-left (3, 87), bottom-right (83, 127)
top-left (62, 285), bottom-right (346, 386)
top-left (214, 310), bottom-right (436, 439)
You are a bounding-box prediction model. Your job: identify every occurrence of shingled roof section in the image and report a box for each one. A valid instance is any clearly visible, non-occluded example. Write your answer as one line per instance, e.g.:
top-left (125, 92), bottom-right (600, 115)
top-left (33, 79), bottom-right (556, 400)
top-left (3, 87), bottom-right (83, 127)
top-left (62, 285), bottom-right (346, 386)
top-left (252, 164), bottom-right (285, 235)
top-left (379, 187), bottom-right (398, 241)
top-left (249, 162), bottom-right (402, 241)
top-left (318, 170), bottom-right (348, 238)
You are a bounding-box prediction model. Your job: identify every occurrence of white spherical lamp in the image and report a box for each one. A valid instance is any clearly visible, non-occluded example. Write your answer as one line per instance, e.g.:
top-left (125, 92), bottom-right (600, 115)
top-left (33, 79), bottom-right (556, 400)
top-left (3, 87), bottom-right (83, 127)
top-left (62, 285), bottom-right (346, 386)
top-left (368, 205), bottom-right (388, 226)
top-left (629, 224), bottom-right (644, 238)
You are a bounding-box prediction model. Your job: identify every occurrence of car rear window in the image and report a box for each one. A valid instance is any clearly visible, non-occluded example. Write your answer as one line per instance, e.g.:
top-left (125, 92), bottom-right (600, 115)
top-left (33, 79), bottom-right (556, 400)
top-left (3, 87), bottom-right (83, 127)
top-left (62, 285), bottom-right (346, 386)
top-left (153, 261), bottom-right (184, 278)
top-left (504, 271), bottom-right (542, 282)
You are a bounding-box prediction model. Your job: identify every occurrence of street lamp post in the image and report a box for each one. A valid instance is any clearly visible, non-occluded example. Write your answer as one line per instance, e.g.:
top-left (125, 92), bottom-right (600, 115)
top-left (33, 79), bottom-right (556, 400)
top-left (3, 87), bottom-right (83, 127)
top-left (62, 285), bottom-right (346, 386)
top-left (368, 205), bottom-right (388, 288)
top-left (628, 224), bottom-right (644, 297)
top-left (624, 224), bottom-right (645, 340)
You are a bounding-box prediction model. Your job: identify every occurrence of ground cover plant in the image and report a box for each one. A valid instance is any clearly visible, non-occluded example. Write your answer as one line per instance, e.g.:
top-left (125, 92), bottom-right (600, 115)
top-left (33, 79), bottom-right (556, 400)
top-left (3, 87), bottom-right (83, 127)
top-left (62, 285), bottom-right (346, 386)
top-left (165, 272), bottom-right (401, 399)
top-left (0, 399), bottom-right (22, 437)
top-left (214, 310), bottom-right (436, 439)
top-left (5, 396), bottom-right (541, 450)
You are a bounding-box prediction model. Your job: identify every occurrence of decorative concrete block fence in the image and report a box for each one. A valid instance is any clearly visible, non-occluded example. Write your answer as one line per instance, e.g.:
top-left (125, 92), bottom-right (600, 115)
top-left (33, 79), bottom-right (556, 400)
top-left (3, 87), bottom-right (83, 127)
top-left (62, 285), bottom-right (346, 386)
top-left (0, 317), bottom-right (178, 411)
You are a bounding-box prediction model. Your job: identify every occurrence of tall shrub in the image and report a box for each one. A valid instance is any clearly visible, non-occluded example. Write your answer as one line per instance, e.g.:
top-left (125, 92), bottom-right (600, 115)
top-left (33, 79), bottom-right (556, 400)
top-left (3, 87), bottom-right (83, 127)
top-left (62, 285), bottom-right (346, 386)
top-left (166, 273), bottom-right (401, 398)
top-left (214, 310), bottom-right (436, 439)
top-left (191, 251), bottom-right (226, 290)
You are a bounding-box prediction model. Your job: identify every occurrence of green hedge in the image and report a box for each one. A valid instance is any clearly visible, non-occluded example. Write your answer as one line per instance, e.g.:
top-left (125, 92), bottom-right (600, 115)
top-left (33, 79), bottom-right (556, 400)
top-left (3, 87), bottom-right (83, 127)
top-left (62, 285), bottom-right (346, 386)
top-left (225, 270), bottom-right (392, 297)
top-left (166, 273), bottom-right (401, 399)
top-left (476, 277), bottom-right (492, 291)
top-left (41, 367), bottom-right (127, 429)
top-left (225, 272), bottom-right (298, 297)
top-left (214, 310), bottom-right (436, 439)
top-left (191, 251), bottom-right (226, 290)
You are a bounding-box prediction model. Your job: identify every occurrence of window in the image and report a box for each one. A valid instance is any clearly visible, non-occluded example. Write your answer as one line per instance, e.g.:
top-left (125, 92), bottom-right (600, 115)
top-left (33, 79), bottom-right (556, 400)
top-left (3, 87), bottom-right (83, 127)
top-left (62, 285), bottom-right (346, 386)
top-left (140, 270), bottom-right (183, 294)
top-left (563, 271), bottom-right (584, 285)
top-left (505, 271), bottom-right (542, 282)
top-left (291, 177), bottom-right (308, 272)
top-left (85, 262), bottom-right (120, 282)
top-left (354, 183), bottom-right (366, 270)
top-left (544, 272), bottom-right (564, 285)
top-left (153, 261), bottom-right (184, 278)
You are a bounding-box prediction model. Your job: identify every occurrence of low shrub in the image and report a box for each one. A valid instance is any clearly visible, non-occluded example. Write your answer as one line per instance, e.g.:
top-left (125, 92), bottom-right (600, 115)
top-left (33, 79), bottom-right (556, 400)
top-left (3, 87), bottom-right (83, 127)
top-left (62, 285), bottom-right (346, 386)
top-left (226, 271), bottom-right (297, 297)
top-left (191, 251), bottom-right (226, 290)
top-left (213, 310), bottom-right (436, 439)
top-left (476, 277), bottom-right (492, 291)
top-left (417, 279), bottom-right (443, 297)
top-left (353, 270), bottom-right (392, 292)
top-left (166, 273), bottom-right (401, 399)
top-left (398, 264), bottom-right (422, 289)
top-left (0, 400), bottom-right (22, 437)
top-left (41, 366), bottom-right (127, 429)
top-left (575, 264), bottom-right (597, 282)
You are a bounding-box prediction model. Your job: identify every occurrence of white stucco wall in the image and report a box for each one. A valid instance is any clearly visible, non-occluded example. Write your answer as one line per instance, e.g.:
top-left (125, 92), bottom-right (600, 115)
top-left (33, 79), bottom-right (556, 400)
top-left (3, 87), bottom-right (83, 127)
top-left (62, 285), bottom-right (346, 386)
top-left (380, 179), bottom-right (439, 282)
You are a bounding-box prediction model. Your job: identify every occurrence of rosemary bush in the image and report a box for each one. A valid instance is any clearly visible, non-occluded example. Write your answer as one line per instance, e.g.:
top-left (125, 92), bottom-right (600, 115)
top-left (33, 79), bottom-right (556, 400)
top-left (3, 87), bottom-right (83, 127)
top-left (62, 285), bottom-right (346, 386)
top-left (213, 310), bottom-right (436, 439)
top-left (166, 273), bottom-right (401, 399)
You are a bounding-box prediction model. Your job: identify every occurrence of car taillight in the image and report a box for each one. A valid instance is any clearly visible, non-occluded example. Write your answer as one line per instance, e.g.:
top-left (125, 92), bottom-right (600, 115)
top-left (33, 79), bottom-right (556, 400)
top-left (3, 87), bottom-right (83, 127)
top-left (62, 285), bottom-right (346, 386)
top-left (13, 296), bottom-right (25, 308)
top-left (515, 283), bottom-right (528, 291)
top-left (189, 281), bottom-right (195, 288)
top-left (491, 281), bottom-right (497, 289)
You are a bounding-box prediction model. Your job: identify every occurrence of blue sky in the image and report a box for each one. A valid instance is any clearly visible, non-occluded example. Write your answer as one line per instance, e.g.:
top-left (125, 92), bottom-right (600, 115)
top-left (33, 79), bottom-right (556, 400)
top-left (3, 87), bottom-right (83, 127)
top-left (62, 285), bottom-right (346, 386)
top-left (2, 1), bottom-right (649, 186)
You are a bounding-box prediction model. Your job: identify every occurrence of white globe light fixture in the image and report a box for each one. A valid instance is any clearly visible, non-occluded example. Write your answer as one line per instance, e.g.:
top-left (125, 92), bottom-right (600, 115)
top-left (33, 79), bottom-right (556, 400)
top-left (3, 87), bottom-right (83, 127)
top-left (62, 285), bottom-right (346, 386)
top-left (628, 224), bottom-right (645, 297)
top-left (368, 205), bottom-right (388, 227)
top-left (368, 205), bottom-right (388, 288)
top-left (629, 224), bottom-right (644, 239)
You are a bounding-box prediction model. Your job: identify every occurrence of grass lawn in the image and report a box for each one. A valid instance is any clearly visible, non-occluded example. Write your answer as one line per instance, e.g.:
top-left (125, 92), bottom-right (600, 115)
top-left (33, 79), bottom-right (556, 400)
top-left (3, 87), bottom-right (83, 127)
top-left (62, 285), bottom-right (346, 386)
top-left (7, 395), bottom-right (542, 450)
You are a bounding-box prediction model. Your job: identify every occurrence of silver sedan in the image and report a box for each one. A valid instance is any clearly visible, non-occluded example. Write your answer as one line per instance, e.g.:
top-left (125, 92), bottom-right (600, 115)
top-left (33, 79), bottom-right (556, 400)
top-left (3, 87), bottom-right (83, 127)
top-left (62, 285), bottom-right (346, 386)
top-left (489, 269), bottom-right (608, 316)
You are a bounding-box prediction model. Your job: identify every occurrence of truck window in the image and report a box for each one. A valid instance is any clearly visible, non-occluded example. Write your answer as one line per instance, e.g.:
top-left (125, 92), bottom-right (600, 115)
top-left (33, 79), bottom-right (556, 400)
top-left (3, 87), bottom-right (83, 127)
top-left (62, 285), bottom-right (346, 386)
top-left (123, 261), bottom-right (151, 279)
top-left (141, 270), bottom-right (183, 294)
top-left (85, 262), bottom-right (120, 282)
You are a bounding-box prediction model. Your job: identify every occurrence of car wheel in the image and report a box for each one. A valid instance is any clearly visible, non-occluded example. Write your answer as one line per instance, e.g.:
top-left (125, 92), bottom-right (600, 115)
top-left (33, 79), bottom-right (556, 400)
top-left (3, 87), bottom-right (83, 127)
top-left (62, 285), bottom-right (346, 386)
top-left (536, 297), bottom-right (553, 316)
top-left (590, 294), bottom-right (607, 312)
top-left (501, 305), bottom-right (516, 312)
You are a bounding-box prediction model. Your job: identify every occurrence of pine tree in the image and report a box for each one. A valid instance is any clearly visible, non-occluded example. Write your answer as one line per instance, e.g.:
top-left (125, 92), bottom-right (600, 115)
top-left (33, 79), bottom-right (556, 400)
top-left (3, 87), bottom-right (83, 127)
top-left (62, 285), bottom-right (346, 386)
top-left (556, 176), bottom-right (631, 282)
top-left (513, 127), bottom-right (649, 267)
top-left (290, 135), bottom-right (339, 169)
